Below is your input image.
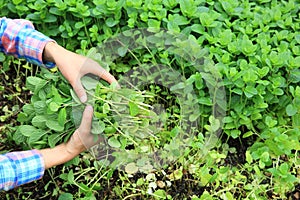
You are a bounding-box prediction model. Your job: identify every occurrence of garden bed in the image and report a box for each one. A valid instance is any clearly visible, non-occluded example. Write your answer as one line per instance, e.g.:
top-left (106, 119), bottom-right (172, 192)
top-left (1, 0), bottom-right (300, 199)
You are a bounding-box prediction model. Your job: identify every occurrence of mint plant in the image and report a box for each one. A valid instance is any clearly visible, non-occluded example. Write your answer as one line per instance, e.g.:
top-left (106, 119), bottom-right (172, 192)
top-left (2, 0), bottom-right (300, 199)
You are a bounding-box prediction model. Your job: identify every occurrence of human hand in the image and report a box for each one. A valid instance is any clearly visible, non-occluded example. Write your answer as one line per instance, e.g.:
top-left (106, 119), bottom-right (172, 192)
top-left (40, 105), bottom-right (102, 169)
top-left (43, 42), bottom-right (117, 103)
top-left (65, 105), bottom-right (102, 155)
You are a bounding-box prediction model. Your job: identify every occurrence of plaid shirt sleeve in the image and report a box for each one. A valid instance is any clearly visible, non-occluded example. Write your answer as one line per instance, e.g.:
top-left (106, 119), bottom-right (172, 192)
top-left (0, 149), bottom-right (45, 191)
top-left (0, 17), bottom-right (55, 68)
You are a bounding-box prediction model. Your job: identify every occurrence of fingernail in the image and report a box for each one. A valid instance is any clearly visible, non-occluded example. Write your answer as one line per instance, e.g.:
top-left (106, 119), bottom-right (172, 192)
top-left (80, 95), bottom-right (87, 103)
top-left (86, 105), bottom-right (93, 110)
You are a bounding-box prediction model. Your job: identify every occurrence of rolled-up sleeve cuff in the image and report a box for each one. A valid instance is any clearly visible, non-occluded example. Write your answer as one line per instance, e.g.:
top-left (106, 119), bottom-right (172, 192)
top-left (21, 29), bottom-right (56, 68)
top-left (0, 17), bottom-right (56, 68)
top-left (1, 149), bottom-right (45, 190)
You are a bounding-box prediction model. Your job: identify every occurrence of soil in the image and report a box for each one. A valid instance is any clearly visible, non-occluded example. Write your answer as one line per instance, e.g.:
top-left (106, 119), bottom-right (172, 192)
top-left (0, 62), bottom-right (31, 128)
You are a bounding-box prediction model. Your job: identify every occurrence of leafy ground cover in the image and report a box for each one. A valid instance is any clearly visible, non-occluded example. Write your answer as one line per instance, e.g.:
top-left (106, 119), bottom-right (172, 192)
top-left (1, 0), bottom-right (300, 199)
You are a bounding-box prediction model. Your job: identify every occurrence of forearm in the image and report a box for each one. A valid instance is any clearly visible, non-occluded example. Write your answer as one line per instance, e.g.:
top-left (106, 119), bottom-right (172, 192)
top-left (38, 130), bottom-right (86, 169)
top-left (43, 41), bottom-right (79, 64)
top-left (43, 41), bottom-right (85, 74)
top-left (38, 144), bottom-right (74, 170)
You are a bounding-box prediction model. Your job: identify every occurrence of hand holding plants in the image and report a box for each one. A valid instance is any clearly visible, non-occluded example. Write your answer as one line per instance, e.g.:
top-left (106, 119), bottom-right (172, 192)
top-left (43, 42), bottom-right (117, 103)
top-left (39, 105), bottom-right (98, 169)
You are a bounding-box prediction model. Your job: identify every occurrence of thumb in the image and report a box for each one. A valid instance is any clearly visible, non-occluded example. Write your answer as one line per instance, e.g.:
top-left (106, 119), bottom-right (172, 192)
top-left (73, 78), bottom-right (87, 103)
top-left (66, 105), bottom-right (94, 154)
top-left (77, 105), bottom-right (102, 150)
top-left (78, 105), bottom-right (93, 132)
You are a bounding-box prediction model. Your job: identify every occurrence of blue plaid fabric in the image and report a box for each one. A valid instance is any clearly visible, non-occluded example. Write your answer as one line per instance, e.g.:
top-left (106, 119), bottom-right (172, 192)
top-left (0, 150), bottom-right (45, 191)
top-left (0, 17), bottom-right (55, 191)
top-left (0, 17), bottom-right (55, 68)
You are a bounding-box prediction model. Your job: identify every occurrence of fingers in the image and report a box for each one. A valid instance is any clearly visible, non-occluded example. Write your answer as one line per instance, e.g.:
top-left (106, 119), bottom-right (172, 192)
top-left (65, 105), bottom-right (94, 155)
top-left (77, 105), bottom-right (103, 150)
top-left (95, 68), bottom-right (121, 89)
top-left (85, 58), bottom-right (118, 84)
top-left (78, 105), bottom-right (93, 132)
top-left (97, 68), bottom-right (117, 84)
top-left (73, 78), bottom-right (88, 103)
top-left (73, 58), bottom-right (120, 103)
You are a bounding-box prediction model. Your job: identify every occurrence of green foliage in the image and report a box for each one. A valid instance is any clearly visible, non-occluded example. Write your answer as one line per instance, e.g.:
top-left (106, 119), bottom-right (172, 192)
top-left (15, 68), bottom-right (73, 149)
top-left (2, 0), bottom-right (300, 199)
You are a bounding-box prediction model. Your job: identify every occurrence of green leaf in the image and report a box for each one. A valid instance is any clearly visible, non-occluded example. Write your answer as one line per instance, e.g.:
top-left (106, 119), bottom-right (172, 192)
top-left (257, 67), bottom-right (269, 78)
top-left (74, 21), bottom-right (85, 29)
top-left (289, 69), bottom-right (300, 83)
top-left (28, 130), bottom-right (46, 143)
top-left (19, 125), bottom-right (38, 137)
top-left (168, 168), bottom-right (183, 181)
top-left (219, 29), bottom-right (232, 46)
top-left (209, 116), bottom-right (220, 132)
top-left (58, 107), bottom-right (67, 126)
top-left (169, 14), bottom-right (189, 25)
top-left (65, 156), bottom-right (80, 167)
top-left (243, 131), bottom-right (254, 138)
top-left (105, 17), bottom-right (119, 27)
top-left (129, 101), bottom-right (139, 117)
top-left (148, 19), bottom-right (161, 31)
top-left (0, 52), bottom-right (5, 62)
top-left (199, 191), bottom-right (214, 200)
top-left (32, 115), bottom-right (47, 129)
top-left (104, 126), bottom-right (116, 134)
top-left (70, 89), bottom-right (81, 104)
top-left (108, 137), bottom-right (121, 148)
top-left (170, 82), bottom-right (185, 91)
top-left (286, 104), bottom-right (297, 116)
top-left (81, 76), bottom-right (99, 91)
top-left (292, 114), bottom-right (300, 127)
top-left (91, 120), bottom-right (105, 134)
top-left (103, 103), bottom-right (110, 114)
top-left (265, 116), bottom-right (277, 128)
top-left (241, 36), bottom-right (257, 55)
top-left (26, 76), bottom-right (48, 93)
top-left (17, 112), bottom-right (28, 122)
top-left (272, 88), bottom-right (284, 96)
top-left (153, 189), bottom-right (167, 198)
top-left (58, 193), bottom-right (73, 200)
top-left (295, 34), bottom-right (300, 44)
top-left (46, 120), bottom-right (64, 132)
top-left (125, 162), bottom-right (139, 174)
top-left (244, 85), bottom-right (258, 98)
top-left (180, 0), bottom-right (197, 17)
top-left (94, 112), bottom-right (107, 119)
top-left (191, 24), bottom-right (205, 34)
top-left (22, 104), bottom-right (35, 115)
top-left (34, 101), bottom-right (46, 114)
top-left (230, 130), bottom-right (241, 139)
top-left (67, 170), bottom-right (74, 184)
top-left (260, 151), bottom-right (270, 163)
top-left (245, 151), bottom-right (253, 164)
top-left (189, 113), bottom-right (200, 122)
top-left (225, 192), bottom-right (234, 200)
top-left (117, 46), bottom-right (128, 57)
top-left (167, 21), bottom-right (180, 33)
top-left (49, 101), bottom-right (60, 112)
top-left (199, 13), bottom-right (212, 27)
top-left (48, 134), bottom-right (61, 148)
top-left (279, 163), bottom-right (289, 174)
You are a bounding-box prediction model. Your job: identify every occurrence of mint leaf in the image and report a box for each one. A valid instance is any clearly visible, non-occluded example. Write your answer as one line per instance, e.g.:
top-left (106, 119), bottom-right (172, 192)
top-left (286, 104), bottom-right (297, 116)
top-left (46, 120), bottom-right (64, 132)
top-left (129, 101), bottom-right (139, 116)
top-left (108, 137), bottom-right (121, 148)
